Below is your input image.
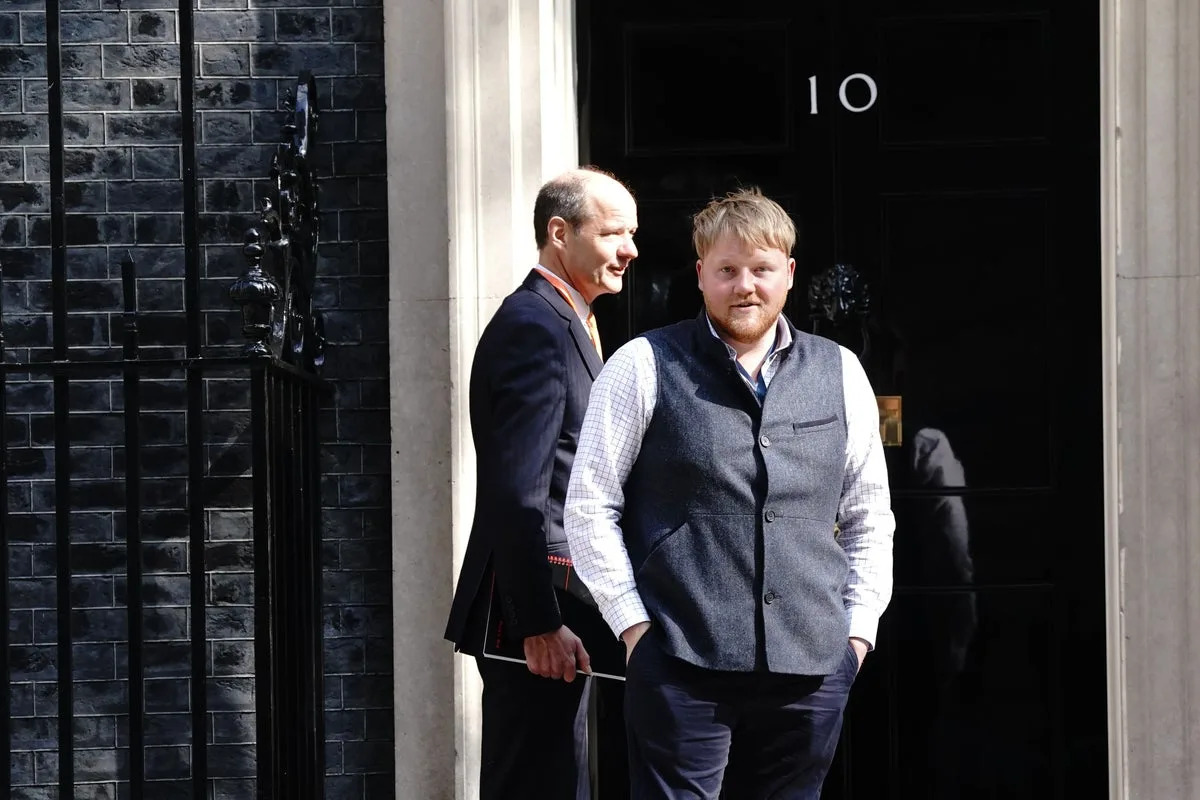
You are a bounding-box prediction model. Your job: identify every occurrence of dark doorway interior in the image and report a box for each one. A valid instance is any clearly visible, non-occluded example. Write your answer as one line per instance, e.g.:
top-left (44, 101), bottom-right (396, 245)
top-left (579, 0), bottom-right (1106, 796)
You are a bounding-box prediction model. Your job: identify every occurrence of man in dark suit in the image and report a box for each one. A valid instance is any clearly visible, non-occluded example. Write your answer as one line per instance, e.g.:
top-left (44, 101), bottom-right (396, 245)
top-left (444, 167), bottom-right (638, 799)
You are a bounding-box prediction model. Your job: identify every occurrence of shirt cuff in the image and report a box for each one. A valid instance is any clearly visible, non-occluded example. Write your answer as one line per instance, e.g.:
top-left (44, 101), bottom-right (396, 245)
top-left (847, 608), bottom-right (880, 651)
top-left (601, 588), bottom-right (651, 640)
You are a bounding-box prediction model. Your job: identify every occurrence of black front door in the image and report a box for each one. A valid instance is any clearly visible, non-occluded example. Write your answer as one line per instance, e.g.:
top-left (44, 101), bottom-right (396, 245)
top-left (579, 0), bottom-right (1106, 796)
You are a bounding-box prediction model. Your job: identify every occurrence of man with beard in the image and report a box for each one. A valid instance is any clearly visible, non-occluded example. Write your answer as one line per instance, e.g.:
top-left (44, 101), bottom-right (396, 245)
top-left (445, 167), bottom-right (638, 799)
top-left (564, 188), bottom-right (893, 799)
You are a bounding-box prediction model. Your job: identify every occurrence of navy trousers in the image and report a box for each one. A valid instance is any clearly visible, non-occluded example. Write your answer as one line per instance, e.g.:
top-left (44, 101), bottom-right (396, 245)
top-left (476, 655), bottom-right (593, 800)
top-left (623, 629), bottom-right (857, 800)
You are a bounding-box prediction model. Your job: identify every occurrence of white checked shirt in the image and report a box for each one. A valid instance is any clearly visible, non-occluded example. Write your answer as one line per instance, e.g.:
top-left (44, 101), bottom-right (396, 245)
top-left (564, 316), bottom-right (895, 648)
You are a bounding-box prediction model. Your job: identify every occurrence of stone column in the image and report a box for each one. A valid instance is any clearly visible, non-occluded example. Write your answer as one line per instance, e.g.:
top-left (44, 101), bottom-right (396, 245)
top-left (1106, 0), bottom-right (1200, 795)
top-left (385, 0), bottom-right (578, 797)
top-left (384, 0), bottom-right (455, 796)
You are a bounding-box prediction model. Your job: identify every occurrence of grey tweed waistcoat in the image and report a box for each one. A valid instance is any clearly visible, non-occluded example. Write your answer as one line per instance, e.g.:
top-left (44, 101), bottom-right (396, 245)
top-left (623, 314), bottom-right (849, 675)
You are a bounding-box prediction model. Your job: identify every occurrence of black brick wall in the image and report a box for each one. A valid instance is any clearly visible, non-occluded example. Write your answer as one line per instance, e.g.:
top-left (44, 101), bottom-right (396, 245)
top-left (0, 1), bottom-right (393, 798)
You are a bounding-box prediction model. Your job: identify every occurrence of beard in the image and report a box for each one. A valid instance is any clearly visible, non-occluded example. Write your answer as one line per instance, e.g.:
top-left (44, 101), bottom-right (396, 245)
top-left (706, 296), bottom-right (785, 345)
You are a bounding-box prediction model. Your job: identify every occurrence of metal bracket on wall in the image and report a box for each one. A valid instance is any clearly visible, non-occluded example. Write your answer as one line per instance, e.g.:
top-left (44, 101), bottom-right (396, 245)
top-left (230, 71), bottom-right (327, 373)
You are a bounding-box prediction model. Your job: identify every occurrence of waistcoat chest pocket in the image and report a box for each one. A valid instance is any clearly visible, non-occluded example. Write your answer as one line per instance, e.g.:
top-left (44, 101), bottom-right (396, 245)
top-left (793, 415), bottom-right (839, 432)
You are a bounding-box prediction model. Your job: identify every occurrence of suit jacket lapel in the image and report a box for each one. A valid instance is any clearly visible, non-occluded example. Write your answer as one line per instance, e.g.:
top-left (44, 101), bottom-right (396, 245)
top-left (523, 270), bottom-right (604, 379)
top-left (569, 318), bottom-right (605, 378)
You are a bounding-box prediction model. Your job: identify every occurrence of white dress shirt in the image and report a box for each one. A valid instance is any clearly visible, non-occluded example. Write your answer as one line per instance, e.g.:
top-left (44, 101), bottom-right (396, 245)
top-left (564, 316), bottom-right (895, 649)
top-left (533, 264), bottom-right (590, 323)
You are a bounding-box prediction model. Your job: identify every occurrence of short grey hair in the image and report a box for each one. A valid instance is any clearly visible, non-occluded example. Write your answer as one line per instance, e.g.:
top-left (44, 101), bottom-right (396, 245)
top-left (532, 166), bottom-right (625, 249)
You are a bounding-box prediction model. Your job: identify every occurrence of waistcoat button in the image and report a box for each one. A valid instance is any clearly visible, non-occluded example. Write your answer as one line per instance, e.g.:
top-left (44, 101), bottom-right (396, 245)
top-left (764, 509), bottom-right (776, 523)
top-left (764, 591), bottom-right (778, 604)
top-left (759, 433), bottom-right (771, 447)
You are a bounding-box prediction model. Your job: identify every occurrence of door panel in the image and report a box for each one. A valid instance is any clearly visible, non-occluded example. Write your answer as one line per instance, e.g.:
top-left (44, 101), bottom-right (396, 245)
top-left (579, 0), bottom-right (1104, 795)
top-left (879, 191), bottom-right (1054, 490)
top-left (624, 23), bottom-right (794, 154)
top-left (878, 17), bottom-right (1052, 144)
top-left (840, 588), bottom-right (1061, 799)
top-left (891, 493), bottom-right (1058, 585)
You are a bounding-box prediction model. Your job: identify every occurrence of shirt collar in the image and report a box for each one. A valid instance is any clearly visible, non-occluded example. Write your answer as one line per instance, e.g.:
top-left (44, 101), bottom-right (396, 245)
top-left (704, 313), bottom-right (793, 359)
top-left (534, 265), bottom-right (590, 323)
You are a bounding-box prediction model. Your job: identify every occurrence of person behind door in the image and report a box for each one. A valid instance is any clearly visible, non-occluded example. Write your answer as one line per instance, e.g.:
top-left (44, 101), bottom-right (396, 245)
top-left (564, 188), bottom-right (893, 799)
top-left (444, 168), bottom-right (638, 799)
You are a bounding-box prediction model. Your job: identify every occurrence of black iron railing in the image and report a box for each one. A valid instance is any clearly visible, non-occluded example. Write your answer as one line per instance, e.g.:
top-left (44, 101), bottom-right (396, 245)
top-left (0, 68), bottom-right (327, 800)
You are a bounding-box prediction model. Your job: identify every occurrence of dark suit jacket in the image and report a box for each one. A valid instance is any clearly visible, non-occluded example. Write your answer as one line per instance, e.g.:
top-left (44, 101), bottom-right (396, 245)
top-left (444, 270), bottom-right (605, 654)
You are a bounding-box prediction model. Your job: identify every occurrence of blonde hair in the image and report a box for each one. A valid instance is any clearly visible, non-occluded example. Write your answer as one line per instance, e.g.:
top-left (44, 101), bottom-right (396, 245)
top-left (692, 187), bottom-right (796, 260)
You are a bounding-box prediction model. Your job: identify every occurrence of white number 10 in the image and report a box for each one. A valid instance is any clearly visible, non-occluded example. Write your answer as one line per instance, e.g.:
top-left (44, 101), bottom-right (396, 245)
top-left (808, 73), bottom-right (879, 114)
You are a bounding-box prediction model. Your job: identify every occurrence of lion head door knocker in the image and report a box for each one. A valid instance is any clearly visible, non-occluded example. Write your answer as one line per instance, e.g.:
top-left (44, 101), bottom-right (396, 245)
top-left (807, 263), bottom-right (872, 362)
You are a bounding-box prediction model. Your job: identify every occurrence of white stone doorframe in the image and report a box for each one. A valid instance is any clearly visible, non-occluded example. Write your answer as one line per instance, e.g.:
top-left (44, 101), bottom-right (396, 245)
top-left (1103, 0), bottom-right (1200, 798)
top-left (385, 0), bottom-right (1200, 795)
top-left (385, 0), bottom-right (579, 798)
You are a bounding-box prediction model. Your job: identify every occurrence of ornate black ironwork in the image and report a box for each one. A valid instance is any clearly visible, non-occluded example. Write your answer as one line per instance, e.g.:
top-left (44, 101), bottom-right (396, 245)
top-left (230, 228), bottom-right (279, 357)
top-left (807, 263), bottom-right (872, 359)
top-left (807, 262), bottom-right (871, 325)
top-left (230, 71), bottom-right (326, 371)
